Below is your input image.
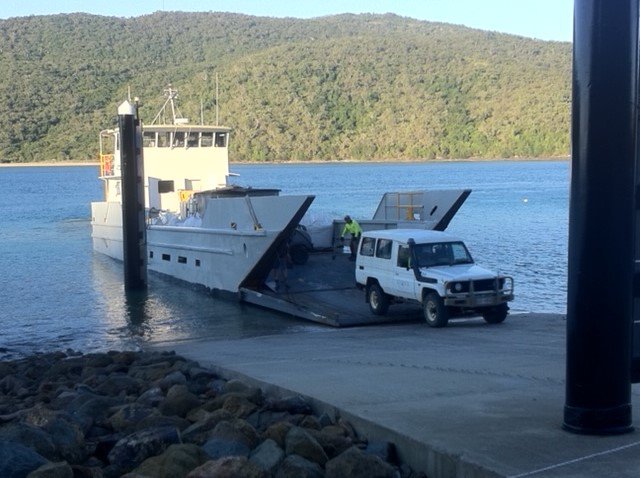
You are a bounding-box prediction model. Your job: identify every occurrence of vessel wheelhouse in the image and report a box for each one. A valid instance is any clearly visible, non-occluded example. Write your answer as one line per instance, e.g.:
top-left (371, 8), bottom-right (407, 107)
top-left (98, 85), bottom-right (232, 214)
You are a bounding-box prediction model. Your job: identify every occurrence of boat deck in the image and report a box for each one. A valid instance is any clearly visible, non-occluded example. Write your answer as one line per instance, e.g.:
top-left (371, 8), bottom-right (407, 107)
top-left (240, 249), bottom-right (421, 326)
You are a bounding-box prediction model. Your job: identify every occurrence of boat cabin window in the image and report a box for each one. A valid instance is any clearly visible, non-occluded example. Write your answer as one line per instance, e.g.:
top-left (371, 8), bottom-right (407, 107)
top-left (158, 180), bottom-right (175, 193)
top-left (143, 131), bottom-right (156, 147)
top-left (215, 132), bottom-right (227, 147)
top-left (158, 132), bottom-right (171, 148)
top-left (173, 132), bottom-right (186, 147)
top-left (201, 132), bottom-right (214, 147)
top-left (142, 131), bottom-right (227, 148)
top-left (187, 132), bottom-right (199, 148)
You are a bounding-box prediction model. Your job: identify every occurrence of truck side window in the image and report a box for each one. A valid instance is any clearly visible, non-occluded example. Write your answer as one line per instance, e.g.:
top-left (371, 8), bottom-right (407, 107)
top-left (360, 237), bottom-right (375, 256)
top-left (376, 239), bottom-right (392, 259)
top-left (397, 245), bottom-right (410, 268)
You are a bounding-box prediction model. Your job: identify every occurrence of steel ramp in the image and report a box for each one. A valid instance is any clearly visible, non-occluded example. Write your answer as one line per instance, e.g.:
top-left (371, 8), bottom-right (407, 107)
top-left (240, 251), bottom-right (419, 326)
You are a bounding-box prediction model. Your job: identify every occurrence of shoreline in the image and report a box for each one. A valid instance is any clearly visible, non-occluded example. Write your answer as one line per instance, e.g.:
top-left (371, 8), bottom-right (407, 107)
top-left (0, 156), bottom-right (570, 168)
top-left (0, 348), bottom-right (408, 478)
top-left (0, 161), bottom-right (100, 168)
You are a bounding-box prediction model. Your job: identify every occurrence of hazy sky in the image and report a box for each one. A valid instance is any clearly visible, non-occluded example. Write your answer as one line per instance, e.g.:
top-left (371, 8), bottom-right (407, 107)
top-left (0, 0), bottom-right (573, 42)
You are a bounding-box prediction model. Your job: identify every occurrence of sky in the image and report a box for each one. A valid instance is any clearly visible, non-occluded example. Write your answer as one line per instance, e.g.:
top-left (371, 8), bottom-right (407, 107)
top-left (0, 0), bottom-right (573, 42)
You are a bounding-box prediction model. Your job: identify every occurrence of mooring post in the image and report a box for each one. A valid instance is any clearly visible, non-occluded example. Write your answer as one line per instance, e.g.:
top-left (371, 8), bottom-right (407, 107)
top-left (118, 100), bottom-right (147, 290)
top-left (564, 0), bottom-right (637, 434)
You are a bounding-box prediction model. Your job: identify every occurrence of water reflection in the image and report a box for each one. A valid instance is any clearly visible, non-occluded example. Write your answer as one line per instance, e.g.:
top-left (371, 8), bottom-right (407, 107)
top-left (90, 252), bottom-right (321, 350)
top-left (124, 288), bottom-right (151, 337)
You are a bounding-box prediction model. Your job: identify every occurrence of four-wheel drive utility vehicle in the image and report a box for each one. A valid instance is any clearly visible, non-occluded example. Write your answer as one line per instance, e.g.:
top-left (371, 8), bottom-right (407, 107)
top-left (355, 229), bottom-right (514, 327)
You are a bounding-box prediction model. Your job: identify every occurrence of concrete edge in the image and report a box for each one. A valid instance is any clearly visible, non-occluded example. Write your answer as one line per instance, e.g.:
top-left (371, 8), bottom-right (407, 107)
top-left (198, 360), bottom-right (504, 478)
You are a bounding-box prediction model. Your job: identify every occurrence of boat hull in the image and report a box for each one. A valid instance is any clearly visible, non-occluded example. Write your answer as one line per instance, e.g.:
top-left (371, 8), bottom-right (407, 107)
top-left (91, 202), bottom-right (126, 261)
top-left (91, 195), bottom-right (314, 293)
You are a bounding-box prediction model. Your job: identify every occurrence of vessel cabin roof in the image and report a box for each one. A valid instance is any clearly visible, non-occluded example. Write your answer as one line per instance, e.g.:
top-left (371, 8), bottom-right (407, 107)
top-left (362, 229), bottom-right (464, 244)
top-left (144, 124), bottom-right (232, 133)
top-left (100, 124), bottom-right (232, 135)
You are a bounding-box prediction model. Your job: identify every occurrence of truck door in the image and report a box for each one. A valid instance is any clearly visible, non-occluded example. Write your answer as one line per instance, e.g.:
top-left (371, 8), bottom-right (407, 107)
top-left (393, 243), bottom-right (416, 299)
top-left (372, 238), bottom-right (394, 292)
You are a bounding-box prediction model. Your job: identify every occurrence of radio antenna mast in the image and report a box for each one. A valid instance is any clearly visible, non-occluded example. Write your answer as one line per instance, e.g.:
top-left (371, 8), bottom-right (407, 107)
top-left (216, 73), bottom-right (219, 126)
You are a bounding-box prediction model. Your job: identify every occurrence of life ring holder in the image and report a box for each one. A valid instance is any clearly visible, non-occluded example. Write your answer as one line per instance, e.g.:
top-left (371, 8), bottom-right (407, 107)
top-left (179, 190), bottom-right (193, 202)
top-left (101, 154), bottom-right (114, 176)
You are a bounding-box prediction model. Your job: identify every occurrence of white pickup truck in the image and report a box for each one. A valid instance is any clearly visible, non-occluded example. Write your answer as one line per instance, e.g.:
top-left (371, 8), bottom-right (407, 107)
top-left (355, 229), bottom-right (514, 327)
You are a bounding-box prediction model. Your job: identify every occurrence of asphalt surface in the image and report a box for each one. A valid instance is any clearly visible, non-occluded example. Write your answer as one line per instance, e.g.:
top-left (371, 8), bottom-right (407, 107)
top-left (153, 313), bottom-right (640, 477)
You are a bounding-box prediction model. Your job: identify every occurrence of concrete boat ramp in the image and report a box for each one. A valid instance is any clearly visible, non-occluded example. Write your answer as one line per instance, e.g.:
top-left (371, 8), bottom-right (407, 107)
top-left (240, 249), bottom-right (420, 327)
top-left (153, 313), bottom-right (640, 478)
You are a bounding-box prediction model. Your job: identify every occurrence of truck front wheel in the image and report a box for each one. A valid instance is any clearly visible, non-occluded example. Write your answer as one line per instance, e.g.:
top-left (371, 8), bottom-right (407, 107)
top-left (368, 283), bottom-right (390, 315)
top-left (482, 304), bottom-right (508, 324)
top-left (423, 293), bottom-right (449, 327)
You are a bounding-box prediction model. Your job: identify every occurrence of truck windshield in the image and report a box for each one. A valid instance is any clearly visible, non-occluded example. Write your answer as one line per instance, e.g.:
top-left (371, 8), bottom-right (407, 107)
top-left (414, 241), bottom-right (473, 267)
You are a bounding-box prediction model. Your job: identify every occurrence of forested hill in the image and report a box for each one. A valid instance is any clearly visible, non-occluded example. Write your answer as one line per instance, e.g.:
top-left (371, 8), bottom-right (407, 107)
top-left (0, 12), bottom-right (571, 163)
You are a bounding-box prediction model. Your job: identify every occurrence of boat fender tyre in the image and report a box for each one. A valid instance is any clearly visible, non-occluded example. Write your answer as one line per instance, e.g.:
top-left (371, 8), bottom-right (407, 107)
top-left (482, 303), bottom-right (509, 324)
top-left (423, 292), bottom-right (449, 327)
top-left (289, 244), bottom-right (309, 265)
top-left (368, 283), bottom-right (390, 315)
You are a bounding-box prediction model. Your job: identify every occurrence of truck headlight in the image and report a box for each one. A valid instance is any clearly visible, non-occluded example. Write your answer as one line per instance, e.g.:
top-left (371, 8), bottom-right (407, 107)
top-left (450, 282), bottom-right (463, 293)
top-left (448, 282), bottom-right (469, 293)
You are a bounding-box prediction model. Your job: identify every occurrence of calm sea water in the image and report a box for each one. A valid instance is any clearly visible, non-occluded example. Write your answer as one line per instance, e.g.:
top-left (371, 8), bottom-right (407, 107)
top-left (0, 161), bottom-right (569, 360)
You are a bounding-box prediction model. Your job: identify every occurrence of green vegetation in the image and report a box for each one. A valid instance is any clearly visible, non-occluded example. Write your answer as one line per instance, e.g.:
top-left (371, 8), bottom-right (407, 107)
top-left (0, 12), bottom-right (571, 163)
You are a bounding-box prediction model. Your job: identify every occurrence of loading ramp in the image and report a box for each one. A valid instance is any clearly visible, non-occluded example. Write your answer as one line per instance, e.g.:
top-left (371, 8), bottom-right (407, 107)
top-left (239, 249), bottom-right (420, 327)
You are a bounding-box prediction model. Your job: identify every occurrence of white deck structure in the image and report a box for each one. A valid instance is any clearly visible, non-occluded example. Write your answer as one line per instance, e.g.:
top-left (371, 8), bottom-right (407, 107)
top-left (91, 86), bottom-right (313, 293)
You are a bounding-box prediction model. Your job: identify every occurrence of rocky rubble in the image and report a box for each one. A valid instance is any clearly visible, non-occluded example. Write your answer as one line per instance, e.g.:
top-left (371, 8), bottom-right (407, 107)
top-left (0, 350), bottom-right (424, 478)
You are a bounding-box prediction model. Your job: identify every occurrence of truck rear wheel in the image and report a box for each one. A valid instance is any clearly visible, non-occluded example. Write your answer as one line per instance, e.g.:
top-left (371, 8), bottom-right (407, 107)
top-left (483, 304), bottom-right (508, 324)
top-left (289, 244), bottom-right (309, 265)
top-left (423, 292), bottom-right (449, 327)
top-left (368, 283), bottom-right (389, 315)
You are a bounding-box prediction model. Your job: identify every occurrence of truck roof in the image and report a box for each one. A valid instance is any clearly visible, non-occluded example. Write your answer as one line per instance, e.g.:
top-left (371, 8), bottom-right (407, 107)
top-left (361, 228), bottom-right (463, 244)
